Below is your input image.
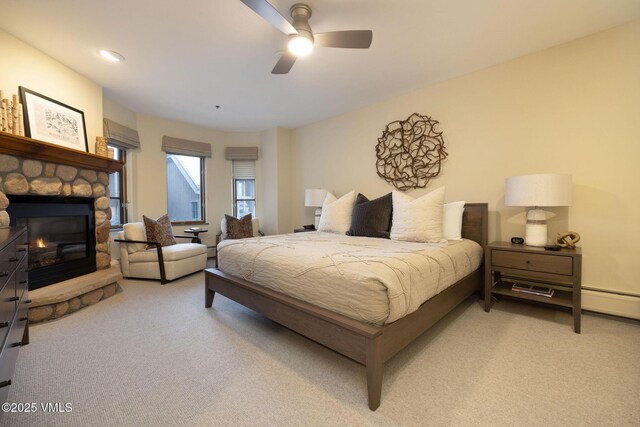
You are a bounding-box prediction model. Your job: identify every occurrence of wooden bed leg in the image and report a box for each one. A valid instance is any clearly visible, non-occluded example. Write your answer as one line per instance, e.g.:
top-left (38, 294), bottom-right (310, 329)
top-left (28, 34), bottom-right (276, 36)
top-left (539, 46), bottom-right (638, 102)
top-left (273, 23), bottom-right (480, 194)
top-left (366, 337), bottom-right (383, 411)
top-left (205, 284), bottom-right (215, 308)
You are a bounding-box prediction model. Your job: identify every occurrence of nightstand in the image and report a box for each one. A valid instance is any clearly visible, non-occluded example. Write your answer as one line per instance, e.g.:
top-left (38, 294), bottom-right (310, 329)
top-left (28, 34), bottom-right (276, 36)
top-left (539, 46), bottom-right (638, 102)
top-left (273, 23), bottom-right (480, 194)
top-left (484, 242), bottom-right (582, 333)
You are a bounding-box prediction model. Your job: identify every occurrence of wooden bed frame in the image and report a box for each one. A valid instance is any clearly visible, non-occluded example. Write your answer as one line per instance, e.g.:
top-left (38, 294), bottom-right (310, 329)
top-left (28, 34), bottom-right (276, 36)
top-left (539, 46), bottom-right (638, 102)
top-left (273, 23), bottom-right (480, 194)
top-left (205, 203), bottom-right (488, 410)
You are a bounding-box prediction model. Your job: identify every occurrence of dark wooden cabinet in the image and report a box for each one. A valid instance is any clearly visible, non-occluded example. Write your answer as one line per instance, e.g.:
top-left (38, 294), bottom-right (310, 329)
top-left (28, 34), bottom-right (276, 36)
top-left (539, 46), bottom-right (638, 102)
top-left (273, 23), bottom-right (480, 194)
top-left (484, 241), bottom-right (582, 333)
top-left (0, 227), bottom-right (29, 404)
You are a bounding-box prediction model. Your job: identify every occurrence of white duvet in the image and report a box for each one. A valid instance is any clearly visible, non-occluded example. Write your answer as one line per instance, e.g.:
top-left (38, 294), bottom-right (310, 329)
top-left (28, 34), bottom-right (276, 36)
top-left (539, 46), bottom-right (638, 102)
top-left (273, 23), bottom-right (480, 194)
top-left (217, 232), bottom-right (483, 326)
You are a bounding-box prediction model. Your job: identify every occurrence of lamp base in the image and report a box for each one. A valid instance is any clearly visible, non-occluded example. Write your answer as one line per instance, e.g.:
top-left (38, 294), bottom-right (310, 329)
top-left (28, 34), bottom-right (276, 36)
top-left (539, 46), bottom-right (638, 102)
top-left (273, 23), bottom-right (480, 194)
top-left (314, 207), bottom-right (322, 229)
top-left (525, 209), bottom-right (547, 247)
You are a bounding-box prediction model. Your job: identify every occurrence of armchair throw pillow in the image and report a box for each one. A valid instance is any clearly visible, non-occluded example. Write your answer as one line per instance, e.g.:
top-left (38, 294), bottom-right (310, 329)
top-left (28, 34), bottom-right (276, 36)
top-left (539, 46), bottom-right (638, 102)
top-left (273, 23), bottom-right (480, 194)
top-left (142, 214), bottom-right (177, 248)
top-left (225, 214), bottom-right (254, 239)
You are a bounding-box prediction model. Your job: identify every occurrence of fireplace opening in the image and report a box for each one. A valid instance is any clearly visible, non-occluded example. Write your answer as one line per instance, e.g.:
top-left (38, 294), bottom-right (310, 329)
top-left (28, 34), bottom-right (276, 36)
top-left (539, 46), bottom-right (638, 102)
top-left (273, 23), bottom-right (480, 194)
top-left (7, 195), bottom-right (97, 290)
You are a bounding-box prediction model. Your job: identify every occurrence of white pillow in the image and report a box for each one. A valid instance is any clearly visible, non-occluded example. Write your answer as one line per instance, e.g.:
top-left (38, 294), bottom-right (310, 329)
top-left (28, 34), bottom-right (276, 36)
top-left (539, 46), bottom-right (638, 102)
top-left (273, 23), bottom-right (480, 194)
top-left (318, 190), bottom-right (356, 234)
top-left (443, 201), bottom-right (465, 240)
top-left (390, 187), bottom-right (446, 243)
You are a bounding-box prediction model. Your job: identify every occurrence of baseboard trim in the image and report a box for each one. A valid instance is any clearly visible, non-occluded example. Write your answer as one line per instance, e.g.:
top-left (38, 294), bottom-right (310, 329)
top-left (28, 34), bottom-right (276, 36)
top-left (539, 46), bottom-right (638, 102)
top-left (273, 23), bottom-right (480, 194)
top-left (582, 289), bottom-right (640, 320)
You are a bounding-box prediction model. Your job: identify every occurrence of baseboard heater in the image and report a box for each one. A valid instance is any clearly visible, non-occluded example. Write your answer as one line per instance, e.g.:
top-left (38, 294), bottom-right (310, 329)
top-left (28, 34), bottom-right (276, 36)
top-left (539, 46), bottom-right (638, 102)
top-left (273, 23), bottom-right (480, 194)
top-left (581, 286), bottom-right (640, 320)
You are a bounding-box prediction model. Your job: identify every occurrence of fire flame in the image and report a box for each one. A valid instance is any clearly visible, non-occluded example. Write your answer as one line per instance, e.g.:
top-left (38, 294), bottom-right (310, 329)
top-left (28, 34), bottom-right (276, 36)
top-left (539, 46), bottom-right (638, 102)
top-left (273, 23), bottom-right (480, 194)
top-left (36, 238), bottom-right (46, 248)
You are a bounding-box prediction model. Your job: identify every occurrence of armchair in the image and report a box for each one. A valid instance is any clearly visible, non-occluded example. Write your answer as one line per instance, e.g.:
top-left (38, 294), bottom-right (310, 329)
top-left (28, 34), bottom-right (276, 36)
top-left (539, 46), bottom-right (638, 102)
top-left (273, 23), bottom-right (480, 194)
top-left (115, 222), bottom-right (207, 284)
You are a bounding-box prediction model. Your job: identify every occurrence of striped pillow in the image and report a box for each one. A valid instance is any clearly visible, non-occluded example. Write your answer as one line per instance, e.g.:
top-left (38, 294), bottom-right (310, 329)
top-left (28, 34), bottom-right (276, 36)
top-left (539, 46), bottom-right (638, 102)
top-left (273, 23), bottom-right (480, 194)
top-left (346, 193), bottom-right (393, 238)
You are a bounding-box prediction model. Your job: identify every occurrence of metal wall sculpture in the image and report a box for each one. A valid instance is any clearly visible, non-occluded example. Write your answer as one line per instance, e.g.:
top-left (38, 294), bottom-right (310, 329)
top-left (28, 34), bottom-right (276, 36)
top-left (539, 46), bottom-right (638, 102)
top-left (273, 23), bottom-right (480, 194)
top-left (375, 113), bottom-right (447, 191)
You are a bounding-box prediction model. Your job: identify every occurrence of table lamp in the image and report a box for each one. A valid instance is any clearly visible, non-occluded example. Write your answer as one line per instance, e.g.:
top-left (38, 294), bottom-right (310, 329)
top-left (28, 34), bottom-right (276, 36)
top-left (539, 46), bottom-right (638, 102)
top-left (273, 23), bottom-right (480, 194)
top-left (304, 189), bottom-right (328, 229)
top-left (505, 174), bottom-right (572, 247)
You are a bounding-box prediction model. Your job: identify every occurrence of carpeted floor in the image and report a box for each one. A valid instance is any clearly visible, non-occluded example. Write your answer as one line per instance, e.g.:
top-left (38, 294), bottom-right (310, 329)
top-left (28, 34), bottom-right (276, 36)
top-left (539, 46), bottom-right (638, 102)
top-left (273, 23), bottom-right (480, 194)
top-left (3, 268), bottom-right (639, 426)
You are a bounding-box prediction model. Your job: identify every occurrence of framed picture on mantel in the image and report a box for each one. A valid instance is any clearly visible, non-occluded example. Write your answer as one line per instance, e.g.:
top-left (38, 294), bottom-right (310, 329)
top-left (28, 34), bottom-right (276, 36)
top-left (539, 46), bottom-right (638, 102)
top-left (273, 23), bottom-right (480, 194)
top-left (19, 86), bottom-right (88, 152)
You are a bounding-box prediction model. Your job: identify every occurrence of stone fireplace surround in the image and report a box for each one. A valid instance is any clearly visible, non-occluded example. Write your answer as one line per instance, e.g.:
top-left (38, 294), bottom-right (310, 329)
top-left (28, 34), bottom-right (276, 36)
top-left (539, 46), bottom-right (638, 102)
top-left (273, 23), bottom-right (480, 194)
top-left (0, 132), bottom-right (124, 322)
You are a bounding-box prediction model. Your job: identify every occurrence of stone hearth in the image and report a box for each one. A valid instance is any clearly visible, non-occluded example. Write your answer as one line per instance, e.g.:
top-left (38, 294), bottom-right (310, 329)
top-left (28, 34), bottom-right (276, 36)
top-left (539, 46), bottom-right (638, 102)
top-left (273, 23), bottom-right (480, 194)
top-left (28, 266), bottom-right (123, 323)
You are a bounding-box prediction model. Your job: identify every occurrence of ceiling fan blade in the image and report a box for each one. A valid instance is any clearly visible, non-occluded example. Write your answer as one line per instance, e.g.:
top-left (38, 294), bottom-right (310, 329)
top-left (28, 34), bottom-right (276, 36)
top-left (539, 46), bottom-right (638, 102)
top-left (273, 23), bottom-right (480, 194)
top-left (272, 52), bottom-right (297, 74)
top-left (313, 30), bottom-right (373, 49)
top-left (240, 0), bottom-right (297, 35)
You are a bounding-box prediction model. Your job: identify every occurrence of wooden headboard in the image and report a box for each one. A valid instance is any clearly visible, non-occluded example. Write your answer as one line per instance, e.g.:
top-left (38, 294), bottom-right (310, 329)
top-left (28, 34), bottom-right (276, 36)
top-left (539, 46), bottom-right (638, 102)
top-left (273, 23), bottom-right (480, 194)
top-left (461, 203), bottom-right (488, 247)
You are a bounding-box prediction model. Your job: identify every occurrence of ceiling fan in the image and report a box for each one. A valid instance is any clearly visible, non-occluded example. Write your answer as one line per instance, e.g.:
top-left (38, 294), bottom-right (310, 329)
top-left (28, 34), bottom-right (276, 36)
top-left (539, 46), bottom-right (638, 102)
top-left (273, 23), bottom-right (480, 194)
top-left (240, 0), bottom-right (373, 74)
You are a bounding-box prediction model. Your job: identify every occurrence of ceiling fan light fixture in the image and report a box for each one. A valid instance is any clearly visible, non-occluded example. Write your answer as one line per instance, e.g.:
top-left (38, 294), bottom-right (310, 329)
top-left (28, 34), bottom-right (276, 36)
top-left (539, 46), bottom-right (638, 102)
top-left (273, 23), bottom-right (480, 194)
top-left (288, 35), bottom-right (313, 57)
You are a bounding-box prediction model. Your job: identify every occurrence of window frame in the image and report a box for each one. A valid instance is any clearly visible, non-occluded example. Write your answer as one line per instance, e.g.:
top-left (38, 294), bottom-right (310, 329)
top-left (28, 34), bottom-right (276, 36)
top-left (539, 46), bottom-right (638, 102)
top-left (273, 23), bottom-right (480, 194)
top-left (166, 153), bottom-right (207, 225)
top-left (108, 145), bottom-right (127, 229)
top-left (233, 178), bottom-right (256, 218)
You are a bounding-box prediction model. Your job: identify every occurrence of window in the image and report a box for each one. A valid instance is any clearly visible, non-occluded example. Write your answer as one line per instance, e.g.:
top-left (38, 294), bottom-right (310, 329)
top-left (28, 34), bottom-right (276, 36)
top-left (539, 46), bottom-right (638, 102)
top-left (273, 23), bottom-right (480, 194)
top-left (108, 145), bottom-right (127, 227)
top-left (166, 153), bottom-right (205, 223)
top-left (233, 160), bottom-right (256, 218)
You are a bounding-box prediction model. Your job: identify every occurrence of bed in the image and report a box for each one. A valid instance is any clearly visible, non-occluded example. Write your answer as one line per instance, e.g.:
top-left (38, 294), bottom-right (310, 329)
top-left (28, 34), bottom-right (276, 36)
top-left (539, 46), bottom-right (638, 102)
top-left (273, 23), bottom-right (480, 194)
top-left (205, 203), bottom-right (488, 410)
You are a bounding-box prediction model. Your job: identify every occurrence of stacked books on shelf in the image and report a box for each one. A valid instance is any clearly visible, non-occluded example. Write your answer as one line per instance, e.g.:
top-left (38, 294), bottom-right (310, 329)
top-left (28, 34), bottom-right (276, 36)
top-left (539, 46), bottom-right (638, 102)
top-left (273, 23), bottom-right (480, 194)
top-left (511, 282), bottom-right (554, 298)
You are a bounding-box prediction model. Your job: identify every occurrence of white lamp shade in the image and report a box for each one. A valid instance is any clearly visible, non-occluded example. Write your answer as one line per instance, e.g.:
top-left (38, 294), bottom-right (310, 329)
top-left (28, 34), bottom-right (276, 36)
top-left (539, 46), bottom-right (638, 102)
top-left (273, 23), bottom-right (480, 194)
top-left (505, 174), bottom-right (572, 207)
top-left (305, 189), bottom-right (328, 207)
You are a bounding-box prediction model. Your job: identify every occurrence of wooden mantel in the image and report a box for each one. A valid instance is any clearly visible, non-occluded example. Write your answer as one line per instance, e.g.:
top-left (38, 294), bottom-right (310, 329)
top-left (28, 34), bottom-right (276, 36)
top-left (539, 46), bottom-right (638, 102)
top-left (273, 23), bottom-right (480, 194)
top-left (0, 131), bottom-right (123, 173)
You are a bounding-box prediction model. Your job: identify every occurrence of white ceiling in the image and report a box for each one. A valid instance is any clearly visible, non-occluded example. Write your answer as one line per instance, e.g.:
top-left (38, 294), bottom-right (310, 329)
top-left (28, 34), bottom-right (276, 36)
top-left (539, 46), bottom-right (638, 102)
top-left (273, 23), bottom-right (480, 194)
top-left (1, 0), bottom-right (639, 132)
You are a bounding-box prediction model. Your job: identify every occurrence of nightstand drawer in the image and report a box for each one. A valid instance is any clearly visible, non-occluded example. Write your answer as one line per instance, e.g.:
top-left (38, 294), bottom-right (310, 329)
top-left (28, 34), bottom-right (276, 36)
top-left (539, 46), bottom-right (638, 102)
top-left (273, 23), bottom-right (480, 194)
top-left (492, 250), bottom-right (573, 276)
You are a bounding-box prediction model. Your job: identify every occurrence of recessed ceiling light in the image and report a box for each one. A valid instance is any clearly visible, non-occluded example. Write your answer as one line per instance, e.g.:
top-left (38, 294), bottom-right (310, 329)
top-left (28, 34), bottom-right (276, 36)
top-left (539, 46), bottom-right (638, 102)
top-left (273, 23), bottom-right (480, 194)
top-left (99, 49), bottom-right (124, 62)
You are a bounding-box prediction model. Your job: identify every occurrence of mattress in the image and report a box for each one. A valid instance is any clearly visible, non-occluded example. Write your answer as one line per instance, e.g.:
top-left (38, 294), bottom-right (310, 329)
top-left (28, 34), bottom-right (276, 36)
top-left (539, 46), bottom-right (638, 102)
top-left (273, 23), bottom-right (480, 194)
top-left (217, 232), bottom-right (483, 326)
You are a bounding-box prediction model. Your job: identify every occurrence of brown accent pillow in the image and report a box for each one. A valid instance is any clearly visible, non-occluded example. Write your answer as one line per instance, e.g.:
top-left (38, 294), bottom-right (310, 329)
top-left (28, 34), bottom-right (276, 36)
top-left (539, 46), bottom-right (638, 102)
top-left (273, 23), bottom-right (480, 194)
top-left (225, 214), bottom-right (253, 239)
top-left (143, 214), bottom-right (176, 248)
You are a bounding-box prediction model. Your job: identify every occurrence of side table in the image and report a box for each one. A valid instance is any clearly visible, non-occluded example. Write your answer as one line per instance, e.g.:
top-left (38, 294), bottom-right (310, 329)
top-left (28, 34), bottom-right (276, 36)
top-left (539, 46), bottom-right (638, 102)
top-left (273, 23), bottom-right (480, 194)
top-left (484, 241), bottom-right (582, 333)
top-left (184, 228), bottom-right (208, 244)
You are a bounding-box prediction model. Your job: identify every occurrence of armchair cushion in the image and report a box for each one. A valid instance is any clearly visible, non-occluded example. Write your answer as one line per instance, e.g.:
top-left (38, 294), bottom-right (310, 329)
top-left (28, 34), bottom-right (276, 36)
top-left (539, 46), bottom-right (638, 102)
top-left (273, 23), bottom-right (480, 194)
top-left (128, 243), bottom-right (206, 263)
top-left (143, 214), bottom-right (176, 248)
top-left (123, 222), bottom-right (147, 254)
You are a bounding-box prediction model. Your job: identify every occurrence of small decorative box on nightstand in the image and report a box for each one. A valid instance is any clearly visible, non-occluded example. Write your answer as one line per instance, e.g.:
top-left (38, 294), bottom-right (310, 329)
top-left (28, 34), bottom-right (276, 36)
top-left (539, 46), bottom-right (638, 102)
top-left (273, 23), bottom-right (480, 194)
top-left (294, 227), bottom-right (315, 233)
top-left (484, 241), bottom-right (582, 333)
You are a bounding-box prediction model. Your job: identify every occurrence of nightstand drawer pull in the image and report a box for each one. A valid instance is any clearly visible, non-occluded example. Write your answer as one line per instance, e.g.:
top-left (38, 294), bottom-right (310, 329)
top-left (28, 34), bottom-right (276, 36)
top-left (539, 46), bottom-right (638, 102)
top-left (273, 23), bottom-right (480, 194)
top-left (10, 341), bottom-right (22, 348)
top-left (8, 257), bottom-right (18, 262)
top-left (0, 321), bottom-right (9, 328)
top-left (0, 380), bottom-right (11, 388)
top-left (8, 296), bottom-right (19, 302)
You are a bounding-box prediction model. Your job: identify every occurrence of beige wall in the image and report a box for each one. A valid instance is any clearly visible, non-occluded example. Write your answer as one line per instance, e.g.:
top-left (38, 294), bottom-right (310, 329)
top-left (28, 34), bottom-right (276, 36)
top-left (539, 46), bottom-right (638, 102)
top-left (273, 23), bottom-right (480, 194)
top-left (260, 127), bottom-right (292, 235)
top-left (261, 128), bottom-right (278, 234)
top-left (276, 128), bottom-right (293, 234)
top-left (103, 97), bottom-right (137, 130)
top-left (291, 21), bottom-right (640, 308)
top-left (0, 29), bottom-right (103, 149)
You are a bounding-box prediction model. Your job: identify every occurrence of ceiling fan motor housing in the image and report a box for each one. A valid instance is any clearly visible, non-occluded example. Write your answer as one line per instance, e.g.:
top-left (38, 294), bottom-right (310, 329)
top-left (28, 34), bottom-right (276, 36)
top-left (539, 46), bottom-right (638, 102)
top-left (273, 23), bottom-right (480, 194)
top-left (290, 3), bottom-right (314, 43)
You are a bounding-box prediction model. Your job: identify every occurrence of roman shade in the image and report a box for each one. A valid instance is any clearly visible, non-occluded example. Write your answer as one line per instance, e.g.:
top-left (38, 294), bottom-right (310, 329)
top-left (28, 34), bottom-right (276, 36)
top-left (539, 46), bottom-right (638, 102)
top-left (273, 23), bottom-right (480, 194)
top-left (225, 146), bottom-right (259, 160)
top-left (232, 160), bottom-right (256, 179)
top-left (103, 119), bottom-right (140, 149)
top-left (162, 136), bottom-right (212, 158)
